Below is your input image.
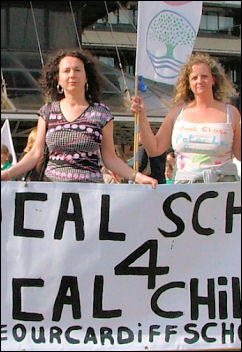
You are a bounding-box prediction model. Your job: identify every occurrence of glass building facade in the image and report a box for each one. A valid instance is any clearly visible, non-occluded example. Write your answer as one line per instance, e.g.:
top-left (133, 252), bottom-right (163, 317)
top-left (1, 1), bottom-right (241, 155)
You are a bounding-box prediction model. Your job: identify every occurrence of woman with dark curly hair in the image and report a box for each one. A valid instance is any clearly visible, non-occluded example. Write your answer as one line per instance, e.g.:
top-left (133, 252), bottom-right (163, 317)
top-left (1, 49), bottom-right (157, 187)
top-left (131, 53), bottom-right (241, 183)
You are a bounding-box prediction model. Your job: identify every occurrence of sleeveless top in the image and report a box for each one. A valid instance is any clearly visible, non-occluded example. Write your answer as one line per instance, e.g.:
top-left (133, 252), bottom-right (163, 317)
top-left (171, 104), bottom-right (239, 182)
top-left (38, 101), bottom-right (113, 182)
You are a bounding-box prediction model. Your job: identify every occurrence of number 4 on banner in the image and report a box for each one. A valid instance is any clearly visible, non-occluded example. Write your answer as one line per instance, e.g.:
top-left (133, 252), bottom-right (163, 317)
top-left (114, 240), bottom-right (169, 289)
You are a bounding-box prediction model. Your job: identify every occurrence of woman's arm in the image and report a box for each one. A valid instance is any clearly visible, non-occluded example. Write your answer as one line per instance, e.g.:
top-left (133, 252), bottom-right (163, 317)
top-left (231, 105), bottom-right (241, 161)
top-left (1, 117), bottom-right (47, 181)
top-left (101, 121), bottom-right (158, 189)
top-left (130, 96), bottom-right (182, 157)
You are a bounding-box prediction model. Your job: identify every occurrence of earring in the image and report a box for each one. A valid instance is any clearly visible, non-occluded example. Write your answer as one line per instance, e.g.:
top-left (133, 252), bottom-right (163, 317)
top-left (85, 82), bottom-right (89, 92)
top-left (57, 84), bottom-right (64, 94)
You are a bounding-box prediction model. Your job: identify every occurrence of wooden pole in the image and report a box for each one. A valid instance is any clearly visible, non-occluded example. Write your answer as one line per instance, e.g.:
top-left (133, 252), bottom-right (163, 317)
top-left (133, 75), bottom-right (140, 174)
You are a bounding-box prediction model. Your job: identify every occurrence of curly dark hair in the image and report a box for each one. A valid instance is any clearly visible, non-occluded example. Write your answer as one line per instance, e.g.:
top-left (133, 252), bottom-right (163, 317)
top-left (38, 49), bottom-right (104, 103)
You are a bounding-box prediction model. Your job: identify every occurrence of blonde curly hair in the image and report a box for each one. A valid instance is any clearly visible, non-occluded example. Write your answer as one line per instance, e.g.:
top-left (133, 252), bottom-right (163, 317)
top-left (172, 53), bottom-right (238, 105)
top-left (24, 127), bottom-right (37, 153)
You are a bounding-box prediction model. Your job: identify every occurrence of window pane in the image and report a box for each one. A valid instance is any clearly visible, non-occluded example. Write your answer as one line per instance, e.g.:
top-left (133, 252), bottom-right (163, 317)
top-left (108, 12), bottom-right (118, 24)
top-left (207, 14), bottom-right (218, 31)
top-left (199, 15), bottom-right (207, 30)
top-left (219, 16), bottom-right (233, 31)
top-left (49, 11), bottom-right (77, 49)
top-left (3, 71), bottom-right (36, 89)
top-left (119, 9), bottom-right (132, 24)
top-left (9, 8), bottom-right (45, 50)
top-left (99, 57), bottom-right (115, 67)
top-left (1, 8), bottom-right (7, 48)
top-left (1, 52), bottom-right (45, 110)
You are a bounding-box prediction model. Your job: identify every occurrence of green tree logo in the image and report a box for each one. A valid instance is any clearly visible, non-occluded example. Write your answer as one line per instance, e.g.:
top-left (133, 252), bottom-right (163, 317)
top-left (146, 10), bottom-right (196, 79)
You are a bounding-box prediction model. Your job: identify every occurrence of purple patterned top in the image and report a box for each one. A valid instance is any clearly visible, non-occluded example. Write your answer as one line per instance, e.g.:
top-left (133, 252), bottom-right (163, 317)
top-left (38, 101), bottom-right (113, 182)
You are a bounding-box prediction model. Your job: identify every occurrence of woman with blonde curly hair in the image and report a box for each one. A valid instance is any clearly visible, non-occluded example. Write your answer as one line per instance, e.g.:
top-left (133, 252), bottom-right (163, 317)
top-left (131, 53), bottom-right (241, 183)
top-left (173, 53), bottom-right (238, 105)
top-left (17, 127), bottom-right (45, 181)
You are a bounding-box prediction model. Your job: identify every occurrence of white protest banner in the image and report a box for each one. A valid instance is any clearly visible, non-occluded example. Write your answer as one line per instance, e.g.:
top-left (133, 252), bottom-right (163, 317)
top-left (136, 1), bottom-right (203, 85)
top-left (1, 119), bottom-right (17, 165)
top-left (1, 181), bottom-right (241, 351)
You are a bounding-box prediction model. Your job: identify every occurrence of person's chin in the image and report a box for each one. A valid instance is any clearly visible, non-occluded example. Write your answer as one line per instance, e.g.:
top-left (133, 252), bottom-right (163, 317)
top-left (196, 86), bottom-right (206, 92)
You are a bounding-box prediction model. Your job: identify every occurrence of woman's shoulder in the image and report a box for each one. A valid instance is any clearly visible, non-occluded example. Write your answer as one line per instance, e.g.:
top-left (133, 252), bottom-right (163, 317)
top-left (226, 103), bottom-right (241, 128)
top-left (173, 102), bottom-right (185, 111)
top-left (227, 103), bottom-right (241, 117)
top-left (90, 102), bottom-right (114, 126)
top-left (91, 102), bottom-right (111, 112)
top-left (166, 103), bottom-right (185, 122)
top-left (38, 101), bottom-right (59, 119)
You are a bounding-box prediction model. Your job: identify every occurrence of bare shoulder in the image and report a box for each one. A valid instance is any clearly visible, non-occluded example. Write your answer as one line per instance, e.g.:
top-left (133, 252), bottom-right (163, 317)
top-left (229, 104), bottom-right (241, 118)
top-left (166, 103), bottom-right (184, 122)
top-left (173, 102), bottom-right (184, 111)
top-left (228, 104), bottom-right (241, 129)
